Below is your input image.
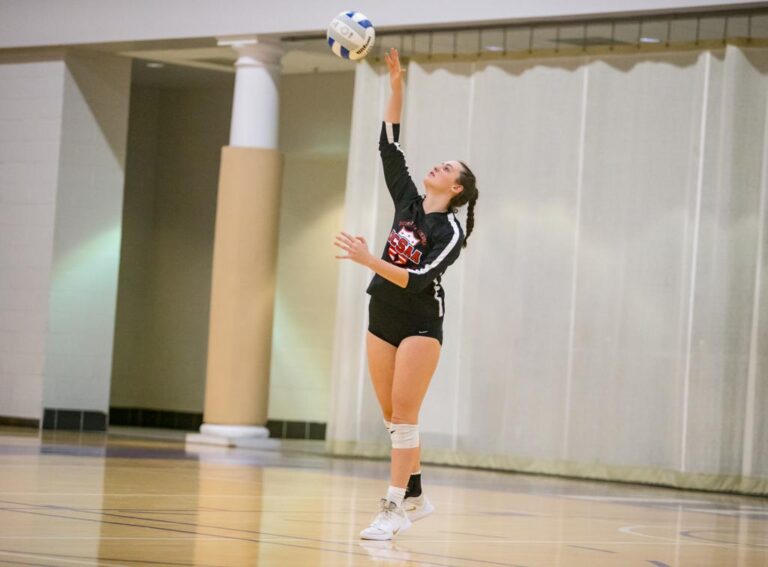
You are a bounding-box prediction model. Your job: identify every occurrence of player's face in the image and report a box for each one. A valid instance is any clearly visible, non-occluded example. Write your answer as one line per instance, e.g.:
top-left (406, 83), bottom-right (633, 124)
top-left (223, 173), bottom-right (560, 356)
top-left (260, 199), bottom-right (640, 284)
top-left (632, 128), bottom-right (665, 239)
top-left (424, 160), bottom-right (463, 194)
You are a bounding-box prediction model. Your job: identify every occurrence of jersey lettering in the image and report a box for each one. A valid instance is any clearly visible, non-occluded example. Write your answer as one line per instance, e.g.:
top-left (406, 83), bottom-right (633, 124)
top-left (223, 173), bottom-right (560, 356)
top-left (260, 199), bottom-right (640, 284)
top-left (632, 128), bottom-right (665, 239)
top-left (387, 228), bottom-right (423, 265)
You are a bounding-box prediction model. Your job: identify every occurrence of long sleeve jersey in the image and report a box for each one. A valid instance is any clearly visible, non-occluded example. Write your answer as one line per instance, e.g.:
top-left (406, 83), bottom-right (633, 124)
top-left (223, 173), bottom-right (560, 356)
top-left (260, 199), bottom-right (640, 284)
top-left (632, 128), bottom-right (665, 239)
top-left (366, 122), bottom-right (464, 319)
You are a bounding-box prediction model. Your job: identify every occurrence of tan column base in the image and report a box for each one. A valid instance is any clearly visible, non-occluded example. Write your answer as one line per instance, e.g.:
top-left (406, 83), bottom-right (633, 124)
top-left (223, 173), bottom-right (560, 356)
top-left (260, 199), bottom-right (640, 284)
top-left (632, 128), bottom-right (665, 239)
top-left (198, 145), bottom-right (283, 436)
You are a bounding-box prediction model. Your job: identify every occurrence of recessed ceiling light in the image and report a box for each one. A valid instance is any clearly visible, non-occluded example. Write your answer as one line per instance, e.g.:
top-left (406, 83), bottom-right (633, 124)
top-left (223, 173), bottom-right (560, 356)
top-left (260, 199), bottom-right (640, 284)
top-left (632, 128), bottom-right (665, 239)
top-left (146, 62), bottom-right (165, 68)
top-left (484, 45), bottom-right (504, 52)
top-left (640, 37), bottom-right (661, 44)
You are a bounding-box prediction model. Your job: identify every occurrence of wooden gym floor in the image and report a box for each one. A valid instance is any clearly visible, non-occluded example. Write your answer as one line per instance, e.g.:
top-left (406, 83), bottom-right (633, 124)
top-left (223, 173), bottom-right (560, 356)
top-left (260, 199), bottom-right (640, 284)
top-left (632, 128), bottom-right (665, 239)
top-left (0, 426), bottom-right (765, 566)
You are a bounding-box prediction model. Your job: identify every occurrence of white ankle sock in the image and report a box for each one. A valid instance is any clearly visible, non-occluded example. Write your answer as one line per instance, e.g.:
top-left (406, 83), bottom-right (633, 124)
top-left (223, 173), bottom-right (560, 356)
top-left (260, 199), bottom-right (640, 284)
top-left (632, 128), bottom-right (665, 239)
top-left (386, 485), bottom-right (406, 507)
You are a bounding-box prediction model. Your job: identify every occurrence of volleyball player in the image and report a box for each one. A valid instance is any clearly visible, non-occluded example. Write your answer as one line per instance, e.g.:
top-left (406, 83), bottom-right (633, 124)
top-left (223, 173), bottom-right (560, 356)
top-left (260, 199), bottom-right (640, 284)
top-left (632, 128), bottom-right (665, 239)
top-left (334, 47), bottom-right (479, 540)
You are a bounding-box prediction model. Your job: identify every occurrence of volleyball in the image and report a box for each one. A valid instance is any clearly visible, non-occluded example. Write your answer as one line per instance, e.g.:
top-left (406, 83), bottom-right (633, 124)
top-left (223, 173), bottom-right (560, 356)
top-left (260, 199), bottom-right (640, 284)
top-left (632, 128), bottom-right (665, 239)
top-left (327, 11), bottom-right (375, 61)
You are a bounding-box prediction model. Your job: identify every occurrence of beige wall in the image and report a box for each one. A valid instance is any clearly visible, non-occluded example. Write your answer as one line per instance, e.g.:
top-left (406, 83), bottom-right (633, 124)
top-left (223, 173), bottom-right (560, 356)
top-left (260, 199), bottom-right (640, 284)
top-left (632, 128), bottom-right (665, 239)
top-left (111, 69), bottom-right (353, 423)
top-left (109, 85), bottom-right (159, 409)
top-left (110, 82), bottom-right (232, 412)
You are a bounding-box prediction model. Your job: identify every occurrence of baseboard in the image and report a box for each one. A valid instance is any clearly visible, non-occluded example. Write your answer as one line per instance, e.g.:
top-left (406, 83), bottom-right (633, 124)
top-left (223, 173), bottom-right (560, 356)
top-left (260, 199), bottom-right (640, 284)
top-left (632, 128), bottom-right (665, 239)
top-left (108, 407), bottom-right (326, 440)
top-left (108, 407), bottom-right (203, 431)
top-left (266, 419), bottom-right (326, 441)
top-left (0, 415), bottom-right (40, 428)
top-left (42, 408), bottom-right (107, 431)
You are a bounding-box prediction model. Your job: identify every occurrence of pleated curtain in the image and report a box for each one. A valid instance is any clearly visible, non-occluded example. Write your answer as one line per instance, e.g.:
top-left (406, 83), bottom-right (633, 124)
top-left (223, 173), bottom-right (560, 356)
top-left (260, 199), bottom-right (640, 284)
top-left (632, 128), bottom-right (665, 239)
top-left (327, 44), bottom-right (768, 495)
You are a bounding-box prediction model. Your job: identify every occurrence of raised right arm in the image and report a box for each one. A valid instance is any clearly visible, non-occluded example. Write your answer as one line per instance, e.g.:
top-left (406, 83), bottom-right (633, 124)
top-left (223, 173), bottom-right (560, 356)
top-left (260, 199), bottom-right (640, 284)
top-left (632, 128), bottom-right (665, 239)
top-left (379, 48), bottom-right (418, 205)
top-left (383, 48), bottom-right (403, 123)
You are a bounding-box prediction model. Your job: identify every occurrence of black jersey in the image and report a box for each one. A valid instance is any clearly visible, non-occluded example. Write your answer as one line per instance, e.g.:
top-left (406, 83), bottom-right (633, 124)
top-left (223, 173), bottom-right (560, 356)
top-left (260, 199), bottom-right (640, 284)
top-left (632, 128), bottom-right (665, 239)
top-left (366, 122), bottom-right (464, 319)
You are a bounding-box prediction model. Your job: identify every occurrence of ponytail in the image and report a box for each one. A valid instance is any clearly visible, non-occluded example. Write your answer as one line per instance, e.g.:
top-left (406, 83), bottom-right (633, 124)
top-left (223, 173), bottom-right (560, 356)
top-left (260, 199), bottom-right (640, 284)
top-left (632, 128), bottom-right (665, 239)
top-left (448, 161), bottom-right (479, 249)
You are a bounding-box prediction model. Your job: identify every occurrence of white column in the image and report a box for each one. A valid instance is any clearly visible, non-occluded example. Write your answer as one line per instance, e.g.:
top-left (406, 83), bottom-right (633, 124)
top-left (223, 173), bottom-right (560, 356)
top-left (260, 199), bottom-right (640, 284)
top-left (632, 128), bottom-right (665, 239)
top-left (187, 36), bottom-right (284, 448)
top-left (223, 36), bottom-right (283, 149)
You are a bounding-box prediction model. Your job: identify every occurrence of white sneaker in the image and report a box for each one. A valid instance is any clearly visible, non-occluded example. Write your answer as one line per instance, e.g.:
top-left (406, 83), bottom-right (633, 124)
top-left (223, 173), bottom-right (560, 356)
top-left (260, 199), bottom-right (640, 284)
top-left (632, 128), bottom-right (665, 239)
top-left (359, 499), bottom-right (412, 540)
top-left (403, 494), bottom-right (434, 522)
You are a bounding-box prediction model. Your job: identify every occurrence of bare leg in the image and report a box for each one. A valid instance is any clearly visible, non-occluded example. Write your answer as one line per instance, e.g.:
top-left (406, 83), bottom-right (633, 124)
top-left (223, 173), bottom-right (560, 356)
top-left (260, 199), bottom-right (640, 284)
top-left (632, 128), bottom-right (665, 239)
top-left (367, 332), bottom-right (426, 479)
top-left (366, 331), bottom-right (397, 422)
top-left (390, 336), bottom-right (441, 489)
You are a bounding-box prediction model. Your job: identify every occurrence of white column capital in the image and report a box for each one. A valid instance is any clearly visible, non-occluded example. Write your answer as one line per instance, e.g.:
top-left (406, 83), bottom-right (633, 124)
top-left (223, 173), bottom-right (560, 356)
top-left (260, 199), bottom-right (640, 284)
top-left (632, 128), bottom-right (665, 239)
top-left (218, 35), bottom-right (284, 70)
top-left (220, 35), bottom-right (283, 148)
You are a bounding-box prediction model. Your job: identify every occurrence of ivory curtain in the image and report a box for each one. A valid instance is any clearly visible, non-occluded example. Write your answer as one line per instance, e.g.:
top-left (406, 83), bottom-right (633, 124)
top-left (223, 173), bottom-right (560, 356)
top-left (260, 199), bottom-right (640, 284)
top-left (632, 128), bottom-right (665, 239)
top-left (327, 44), bottom-right (768, 495)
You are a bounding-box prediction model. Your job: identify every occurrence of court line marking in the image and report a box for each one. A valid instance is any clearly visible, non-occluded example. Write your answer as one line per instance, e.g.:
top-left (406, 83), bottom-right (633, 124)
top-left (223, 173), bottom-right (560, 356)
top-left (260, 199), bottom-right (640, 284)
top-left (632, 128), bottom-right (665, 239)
top-left (567, 495), bottom-right (768, 515)
top-left (0, 492), bottom-right (403, 499)
top-left (567, 544), bottom-right (617, 554)
top-left (0, 548), bottom-right (226, 567)
top-left (566, 496), bottom-right (714, 503)
top-left (4, 499), bottom-right (765, 561)
top-left (285, 518), bottom-right (353, 526)
top-left (0, 504), bottom-right (516, 567)
top-left (618, 524), bottom-right (768, 551)
top-left (680, 529), bottom-right (768, 548)
top-left (0, 510), bottom-right (461, 567)
top-left (0, 502), bottom-right (544, 512)
top-left (689, 509), bottom-right (768, 517)
top-left (0, 549), bottom-right (117, 567)
top-left (3, 490), bottom-right (736, 506)
top-left (0, 557), bottom-right (54, 567)
top-left (0, 536), bottom-right (231, 540)
top-left (618, 524), bottom-right (709, 544)
top-left (440, 530), bottom-right (515, 540)
top-left (0, 505), bottom-right (759, 550)
top-left (0, 535), bottom-right (765, 547)
top-left (15, 497), bottom-right (765, 563)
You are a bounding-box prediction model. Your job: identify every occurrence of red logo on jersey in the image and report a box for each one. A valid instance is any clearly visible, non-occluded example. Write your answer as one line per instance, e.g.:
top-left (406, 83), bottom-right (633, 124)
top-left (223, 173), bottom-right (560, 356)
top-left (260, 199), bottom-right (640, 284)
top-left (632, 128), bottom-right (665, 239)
top-left (387, 228), bottom-right (423, 266)
top-left (399, 220), bottom-right (428, 246)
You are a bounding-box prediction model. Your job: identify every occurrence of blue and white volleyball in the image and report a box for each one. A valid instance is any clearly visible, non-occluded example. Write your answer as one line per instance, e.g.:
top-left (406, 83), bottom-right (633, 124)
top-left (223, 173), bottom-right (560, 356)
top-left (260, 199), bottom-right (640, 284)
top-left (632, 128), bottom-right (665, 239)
top-left (327, 11), bottom-right (375, 61)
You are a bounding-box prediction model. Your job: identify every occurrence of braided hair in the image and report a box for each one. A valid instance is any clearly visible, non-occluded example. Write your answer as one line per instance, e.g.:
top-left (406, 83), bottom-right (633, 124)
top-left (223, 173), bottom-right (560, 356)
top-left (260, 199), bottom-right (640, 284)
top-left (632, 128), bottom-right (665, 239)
top-left (448, 161), bottom-right (478, 249)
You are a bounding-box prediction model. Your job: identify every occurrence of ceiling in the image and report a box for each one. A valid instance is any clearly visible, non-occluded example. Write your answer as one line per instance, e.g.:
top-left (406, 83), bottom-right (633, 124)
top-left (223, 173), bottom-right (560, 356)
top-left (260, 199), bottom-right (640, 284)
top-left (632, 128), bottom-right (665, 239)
top-left (126, 9), bottom-right (768, 88)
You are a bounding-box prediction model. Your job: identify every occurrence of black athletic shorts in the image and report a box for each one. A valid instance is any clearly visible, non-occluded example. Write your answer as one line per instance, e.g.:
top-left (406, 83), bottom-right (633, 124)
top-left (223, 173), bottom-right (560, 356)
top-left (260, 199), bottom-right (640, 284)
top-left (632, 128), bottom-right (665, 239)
top-left (367, 295), bottom-right (443, 347)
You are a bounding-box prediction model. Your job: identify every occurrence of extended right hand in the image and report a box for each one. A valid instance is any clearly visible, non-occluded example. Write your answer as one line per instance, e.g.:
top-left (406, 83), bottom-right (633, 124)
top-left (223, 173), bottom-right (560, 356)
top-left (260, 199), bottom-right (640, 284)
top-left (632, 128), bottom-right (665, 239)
top-left (384, 47), bottom-right (405, 92)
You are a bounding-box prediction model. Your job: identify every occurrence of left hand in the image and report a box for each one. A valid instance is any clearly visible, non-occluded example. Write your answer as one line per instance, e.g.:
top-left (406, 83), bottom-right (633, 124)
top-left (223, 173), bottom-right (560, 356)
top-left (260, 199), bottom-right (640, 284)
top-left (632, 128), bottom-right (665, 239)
top-left (334, 231), bottom-right (373, 267)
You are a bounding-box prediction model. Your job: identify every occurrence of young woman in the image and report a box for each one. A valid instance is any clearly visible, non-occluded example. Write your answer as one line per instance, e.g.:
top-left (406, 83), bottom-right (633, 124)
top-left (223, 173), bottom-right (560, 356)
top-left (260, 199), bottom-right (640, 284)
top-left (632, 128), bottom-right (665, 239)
top-left (334, 47), bottom-right (479, 541)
